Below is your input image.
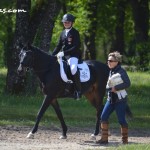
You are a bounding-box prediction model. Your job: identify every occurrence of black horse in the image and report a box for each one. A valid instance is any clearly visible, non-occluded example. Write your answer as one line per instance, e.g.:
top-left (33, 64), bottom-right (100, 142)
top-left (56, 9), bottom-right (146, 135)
top-left (17, 45), bottom-right (131, 139)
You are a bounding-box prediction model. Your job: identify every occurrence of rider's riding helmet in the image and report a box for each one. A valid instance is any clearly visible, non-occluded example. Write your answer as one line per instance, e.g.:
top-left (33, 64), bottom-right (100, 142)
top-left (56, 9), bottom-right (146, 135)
top-left (62, 14), bottom-right (75, 22)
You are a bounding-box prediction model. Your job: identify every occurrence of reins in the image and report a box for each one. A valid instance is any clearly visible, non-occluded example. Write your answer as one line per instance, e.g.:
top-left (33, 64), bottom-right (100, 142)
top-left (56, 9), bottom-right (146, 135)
top-left (34, 56), bottom-right (58, 73)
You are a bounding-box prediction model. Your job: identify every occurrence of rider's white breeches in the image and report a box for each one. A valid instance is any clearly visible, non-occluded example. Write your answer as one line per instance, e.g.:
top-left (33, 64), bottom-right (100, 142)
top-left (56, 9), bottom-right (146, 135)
top-left (67, 57), bottom-right (78, 75)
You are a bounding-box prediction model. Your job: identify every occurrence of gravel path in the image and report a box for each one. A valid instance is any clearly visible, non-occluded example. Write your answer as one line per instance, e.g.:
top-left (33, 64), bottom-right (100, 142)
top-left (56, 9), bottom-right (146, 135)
top-left (0, 125), bottom-right (150, 150)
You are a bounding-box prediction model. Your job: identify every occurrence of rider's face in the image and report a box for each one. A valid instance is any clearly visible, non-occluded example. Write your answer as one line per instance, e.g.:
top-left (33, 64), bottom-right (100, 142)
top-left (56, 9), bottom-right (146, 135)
top-left (63, 21), bottom-right (72, 29)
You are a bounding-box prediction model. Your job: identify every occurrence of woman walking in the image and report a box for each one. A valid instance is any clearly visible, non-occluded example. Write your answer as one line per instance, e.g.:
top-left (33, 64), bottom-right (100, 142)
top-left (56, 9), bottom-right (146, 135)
top-left (97, 51), bottom-right (131, 144)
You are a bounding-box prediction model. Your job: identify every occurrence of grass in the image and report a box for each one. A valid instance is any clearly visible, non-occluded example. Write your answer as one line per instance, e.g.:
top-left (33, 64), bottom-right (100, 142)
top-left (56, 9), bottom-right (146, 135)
top-left (109, 144), bottom-right (150, 150)
top-left (127, 72), bottom-right (150, 129)
top-left (0, 94), bottom-right (96, 127)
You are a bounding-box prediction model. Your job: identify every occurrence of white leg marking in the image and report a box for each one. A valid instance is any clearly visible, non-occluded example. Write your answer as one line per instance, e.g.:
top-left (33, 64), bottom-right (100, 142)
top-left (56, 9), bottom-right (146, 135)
top-left (26, 132), bottom-right (34, 139)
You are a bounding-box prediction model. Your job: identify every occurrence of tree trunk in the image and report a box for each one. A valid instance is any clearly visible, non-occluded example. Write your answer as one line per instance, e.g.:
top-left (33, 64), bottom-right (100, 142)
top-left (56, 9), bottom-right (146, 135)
top-left (130, 0), bottom-right (149, 68)
top-left (5, 0), bottom-right (31, 94)
top-left (130, 0), bottom-right (149, 42)
top-left (38, 0), bottom-right (61, 52)
top-left (83, 0), bottom-right (99, 60)
top-left (3, 14), bottom-right (14, 67)
top-left (111, 0), bottom-right (126, 54)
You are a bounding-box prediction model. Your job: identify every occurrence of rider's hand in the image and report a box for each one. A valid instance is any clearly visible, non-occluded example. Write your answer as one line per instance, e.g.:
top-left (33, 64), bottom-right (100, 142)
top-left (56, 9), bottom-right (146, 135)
top-left (57, 51), bottom-right (64, 58)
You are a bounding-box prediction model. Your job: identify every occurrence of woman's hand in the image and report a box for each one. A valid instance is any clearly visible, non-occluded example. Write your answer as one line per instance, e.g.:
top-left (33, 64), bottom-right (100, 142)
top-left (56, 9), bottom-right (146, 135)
top-left (111, 87), bottom-right (116, 93)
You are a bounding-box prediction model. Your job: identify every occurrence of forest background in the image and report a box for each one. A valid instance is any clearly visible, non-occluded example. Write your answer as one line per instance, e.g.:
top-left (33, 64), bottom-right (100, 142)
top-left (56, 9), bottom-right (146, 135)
top-left (0, 0), bottom-right (149, 94)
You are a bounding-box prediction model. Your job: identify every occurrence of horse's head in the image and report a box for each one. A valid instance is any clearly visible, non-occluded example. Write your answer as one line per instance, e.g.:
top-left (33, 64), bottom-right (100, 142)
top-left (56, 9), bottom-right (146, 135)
top-left (17, 46), bottom-right (33, 76)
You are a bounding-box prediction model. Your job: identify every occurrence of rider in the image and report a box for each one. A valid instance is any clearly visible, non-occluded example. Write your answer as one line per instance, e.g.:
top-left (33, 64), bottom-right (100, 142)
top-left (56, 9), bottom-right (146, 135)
top-left (52, 13), bottom-right (82, 99)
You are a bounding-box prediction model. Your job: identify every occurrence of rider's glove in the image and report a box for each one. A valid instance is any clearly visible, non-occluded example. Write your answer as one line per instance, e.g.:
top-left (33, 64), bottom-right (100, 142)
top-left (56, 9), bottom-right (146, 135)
top-left (57, 51), bottom-right (64, 58)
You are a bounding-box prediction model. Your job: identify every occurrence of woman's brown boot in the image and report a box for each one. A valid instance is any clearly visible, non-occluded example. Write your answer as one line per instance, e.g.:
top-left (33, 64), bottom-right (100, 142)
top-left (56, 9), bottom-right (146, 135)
top-left (121, 126), bottom-right (128, 144)
top-left (96, 122), bottom-right (108, 144)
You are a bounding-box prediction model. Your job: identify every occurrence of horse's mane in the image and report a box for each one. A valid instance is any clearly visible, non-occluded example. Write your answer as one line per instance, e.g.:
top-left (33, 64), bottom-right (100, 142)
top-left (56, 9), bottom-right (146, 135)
top-left (30, 45), bottom-right (57, 66)
top-left (31, 45), bottom-right (52, 56)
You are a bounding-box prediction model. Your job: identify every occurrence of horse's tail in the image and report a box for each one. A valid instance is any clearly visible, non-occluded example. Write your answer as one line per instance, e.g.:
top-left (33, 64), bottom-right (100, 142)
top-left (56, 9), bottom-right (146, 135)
top-left (94, 61), bottom-right (109, 100)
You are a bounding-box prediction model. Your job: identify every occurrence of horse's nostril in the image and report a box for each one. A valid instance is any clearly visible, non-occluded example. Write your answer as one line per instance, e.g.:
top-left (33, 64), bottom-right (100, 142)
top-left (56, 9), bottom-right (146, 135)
top-left (17, 69), bottom-right (21, 74)
top-left (17, 70), bottom-right (25, 77)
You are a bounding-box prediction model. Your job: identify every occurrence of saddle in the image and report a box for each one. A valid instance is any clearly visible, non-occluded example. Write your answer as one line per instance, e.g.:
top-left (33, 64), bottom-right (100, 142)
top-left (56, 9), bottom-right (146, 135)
top-left (58, 57), bottom-right (90, 83)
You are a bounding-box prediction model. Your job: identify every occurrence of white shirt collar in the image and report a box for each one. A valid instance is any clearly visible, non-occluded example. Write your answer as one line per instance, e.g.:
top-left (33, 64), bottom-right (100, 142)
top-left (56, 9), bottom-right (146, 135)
top-left (65, 27), bottom-right (72, 36)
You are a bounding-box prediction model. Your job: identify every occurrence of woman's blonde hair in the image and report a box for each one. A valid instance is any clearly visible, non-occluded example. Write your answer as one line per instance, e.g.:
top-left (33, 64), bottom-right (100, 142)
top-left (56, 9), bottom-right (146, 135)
top-left (108, 51), bottom-right (122, 62)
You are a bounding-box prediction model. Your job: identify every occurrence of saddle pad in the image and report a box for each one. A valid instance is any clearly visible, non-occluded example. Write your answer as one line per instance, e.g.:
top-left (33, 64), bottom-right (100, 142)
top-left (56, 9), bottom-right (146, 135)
top-left (58, 58), bottom-right (90, 83)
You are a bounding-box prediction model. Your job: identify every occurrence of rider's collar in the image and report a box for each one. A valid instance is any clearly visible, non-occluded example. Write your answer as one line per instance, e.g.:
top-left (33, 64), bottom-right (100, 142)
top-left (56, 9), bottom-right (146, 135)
top-left (65, 27), bottom-right (72, 36)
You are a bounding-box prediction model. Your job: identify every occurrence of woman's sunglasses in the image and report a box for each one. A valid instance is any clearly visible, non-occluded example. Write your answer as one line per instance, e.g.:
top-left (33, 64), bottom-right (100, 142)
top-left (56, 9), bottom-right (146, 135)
top-left (107, 60), bottom-right (117, 62)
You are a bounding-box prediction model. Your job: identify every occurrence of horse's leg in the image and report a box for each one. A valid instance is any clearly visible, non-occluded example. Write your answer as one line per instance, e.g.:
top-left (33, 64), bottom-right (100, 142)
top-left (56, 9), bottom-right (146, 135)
top-left (94, 105), bottom-right (104, 135)
top-left (91, 97), bottom-right (104, 139)
top-left (85, 84), bottom-right (104, 139)
top-left (51, 99), bottom-right (68, 139)
top-left (27, 95), bottom-right (52, 138)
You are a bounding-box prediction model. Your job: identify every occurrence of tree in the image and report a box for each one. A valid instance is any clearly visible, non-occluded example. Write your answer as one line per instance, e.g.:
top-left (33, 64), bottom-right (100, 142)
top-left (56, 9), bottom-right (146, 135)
top-left (5, 0), bottom-right (31, 94)
top-left (96, 0), bottom-right (122, 60)
top-left (82, 0), bottom-right (100, 60)
top-left (0, 0), bottom-right (16, 67)
top-left (111, 0), bottom-right (126, 54)
top-left (36, 0), bottom-right (61, 51)
top-left (5, 0), bottom-right (62, 94)
top-left (130, 0), bottom-right (149, 69)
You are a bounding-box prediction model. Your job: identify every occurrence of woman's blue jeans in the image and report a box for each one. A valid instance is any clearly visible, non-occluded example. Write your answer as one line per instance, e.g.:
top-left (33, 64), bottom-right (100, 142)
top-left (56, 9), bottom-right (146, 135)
top-left (101, 99), bottom-right (128, 126)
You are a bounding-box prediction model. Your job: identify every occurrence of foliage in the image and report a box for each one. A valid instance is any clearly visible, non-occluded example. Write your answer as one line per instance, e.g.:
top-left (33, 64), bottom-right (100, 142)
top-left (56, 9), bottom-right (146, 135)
top-left (135, 42), bottom-right (150, 71)
top-left (126, 42), bottom-right (150, 71)
top-left (0, 1), bottom-right (149, 69)
top-left (0, 1), bottom-right (16, 67)
top-left (96, 0), bottom-right (119, 60)
top-left (0, 67), bottom-right (7, 93)
top-left (50, 13), bottom-right (64, 52)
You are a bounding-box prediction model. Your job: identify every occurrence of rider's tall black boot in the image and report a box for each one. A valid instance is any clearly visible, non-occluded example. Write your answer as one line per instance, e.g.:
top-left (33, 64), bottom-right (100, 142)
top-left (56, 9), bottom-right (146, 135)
top-left (73, 71), bottom-right (82, 100)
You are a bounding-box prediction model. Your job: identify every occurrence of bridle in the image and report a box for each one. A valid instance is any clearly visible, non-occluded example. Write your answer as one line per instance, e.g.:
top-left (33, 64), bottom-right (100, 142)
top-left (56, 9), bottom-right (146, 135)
top-left (19, 50), bottom-right (34, 73)
top-left (18, 48), bottom-right (58, 74)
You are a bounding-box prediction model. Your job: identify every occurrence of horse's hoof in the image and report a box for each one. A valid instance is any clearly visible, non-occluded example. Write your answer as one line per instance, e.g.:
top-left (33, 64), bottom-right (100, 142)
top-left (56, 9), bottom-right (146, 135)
top-left (59, 135), bottom-right (67, 139)
top-left (26, 132), bottom-right (34, 139)
top-left (90, 134), bottom-right (96, 140)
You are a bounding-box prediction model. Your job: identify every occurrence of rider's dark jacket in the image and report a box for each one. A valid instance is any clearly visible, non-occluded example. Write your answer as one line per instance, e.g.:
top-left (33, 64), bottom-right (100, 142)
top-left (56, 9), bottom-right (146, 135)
top-left (107, 64), bottom-right (131, 103)
top-left (52, 27), bottom-right (81, 59)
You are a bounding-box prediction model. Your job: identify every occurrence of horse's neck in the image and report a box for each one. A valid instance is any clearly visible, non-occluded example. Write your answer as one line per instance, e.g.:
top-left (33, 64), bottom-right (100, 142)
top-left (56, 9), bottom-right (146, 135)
top-left (33, 50), bottom-right (57, 80)
top-left (33, 50), bottom-right (50, 67)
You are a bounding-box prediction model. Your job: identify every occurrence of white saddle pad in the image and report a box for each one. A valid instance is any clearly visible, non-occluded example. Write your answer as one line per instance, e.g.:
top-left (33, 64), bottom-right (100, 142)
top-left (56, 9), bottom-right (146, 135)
top-left (58, 58), bottom-right (90, 83)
